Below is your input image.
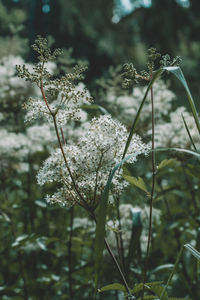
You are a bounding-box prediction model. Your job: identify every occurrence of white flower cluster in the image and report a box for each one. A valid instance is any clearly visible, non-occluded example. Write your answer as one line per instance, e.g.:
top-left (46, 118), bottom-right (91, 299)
top-left (0, 55), bottom-right (39, 109)
top-left (153, 107), bottom-right (200, 150)
top-left (0, 129), bottom-right (28, 158)
top-left (104, 79), bottom-right (200, 151)
top-left (37, 115), bottom-right (150, 207)
top-left (26, 123), bottom-right (56, 154)
top-left (0, 124), bottom-right (57, 174)
top-left (104, 80), bottom-right (174, 127)
top-left (0, 129), bottom-right (28, 173)
top-left (24, 77), bottom-right (92, 126)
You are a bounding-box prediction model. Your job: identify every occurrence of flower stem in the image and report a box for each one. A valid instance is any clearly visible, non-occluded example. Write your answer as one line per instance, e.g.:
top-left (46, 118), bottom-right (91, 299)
top-left (141, 85), bottom-right (156, 299)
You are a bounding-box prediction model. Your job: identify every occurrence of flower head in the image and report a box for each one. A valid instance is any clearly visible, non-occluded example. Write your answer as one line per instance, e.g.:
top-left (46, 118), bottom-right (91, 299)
top-left (37, 115), bottom-right (150, 208)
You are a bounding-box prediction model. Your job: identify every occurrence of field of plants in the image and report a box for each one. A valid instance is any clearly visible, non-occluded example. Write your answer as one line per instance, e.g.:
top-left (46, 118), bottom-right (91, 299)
top-left (0, 1), bottom-right (200, 299)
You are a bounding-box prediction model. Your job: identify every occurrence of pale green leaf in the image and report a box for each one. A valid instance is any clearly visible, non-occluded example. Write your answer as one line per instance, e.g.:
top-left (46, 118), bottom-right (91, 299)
top-left (99, 283), bottom-right (126, 293)
top-left (158, 159), bottom-right (175, 170)
top-left (124, 175), bottom-right (148, 193)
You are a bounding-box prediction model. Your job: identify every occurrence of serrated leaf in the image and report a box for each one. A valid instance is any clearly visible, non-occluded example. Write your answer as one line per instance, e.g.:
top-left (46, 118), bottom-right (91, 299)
top-left (184, 243), bottom-right (200, 260)
top-left (158, 159), bottom-right (175, 170)
top-left (132, 283), bottom-right (144, 294)
top-left (124, 175), bottom-right (148, 193)
top-left (99, 283), bottom-right (126, 293)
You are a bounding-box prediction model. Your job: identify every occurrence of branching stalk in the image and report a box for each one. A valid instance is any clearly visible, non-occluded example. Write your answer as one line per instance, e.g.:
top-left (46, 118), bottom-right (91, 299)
top-left (40, 75), bottom-right (132, 298)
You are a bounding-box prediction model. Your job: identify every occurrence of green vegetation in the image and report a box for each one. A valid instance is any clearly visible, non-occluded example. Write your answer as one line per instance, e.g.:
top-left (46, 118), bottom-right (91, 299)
top-left (0, 1), bottom-right (200, 299)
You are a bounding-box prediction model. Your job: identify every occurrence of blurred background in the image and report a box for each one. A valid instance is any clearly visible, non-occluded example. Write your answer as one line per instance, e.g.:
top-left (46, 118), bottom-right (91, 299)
top-left (0, 0), bottom-right (200, 100)
top-left (0, 1), bottom-right (200, 299)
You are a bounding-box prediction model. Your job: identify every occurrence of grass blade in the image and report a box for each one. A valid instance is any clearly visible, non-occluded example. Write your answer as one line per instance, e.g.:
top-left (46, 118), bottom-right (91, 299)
top-left (160, 246), bottom-right (184, 300)
top-left (181, 113), bottom-right (197, 151)
top-left (154, 147), bottom-right (200, 159)
top-left (184, 244), bottom-right (200, 260)
top-left (164, 66), bottom-right (200, 136)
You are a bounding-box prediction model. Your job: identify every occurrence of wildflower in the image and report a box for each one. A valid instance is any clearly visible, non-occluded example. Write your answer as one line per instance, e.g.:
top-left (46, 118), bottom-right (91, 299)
top-left (37, 115), bottom-right (150, 208)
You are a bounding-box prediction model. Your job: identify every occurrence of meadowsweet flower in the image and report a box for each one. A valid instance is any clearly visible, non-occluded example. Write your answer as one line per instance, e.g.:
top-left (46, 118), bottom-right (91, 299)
top-left (0, 56), bottom-right (38, 110)
top-left (26, 124), bottom-right (56, 153)
top-left (102, 80), bottom-right (175, 128)
top-left (16, 38), bottom-right (93, 126)
top-left (153, 106), bottom-right (200, 150)
top-left (37, 115), bottom-right (150, 208)
top-left (23, 80), bottom-right (92, 125)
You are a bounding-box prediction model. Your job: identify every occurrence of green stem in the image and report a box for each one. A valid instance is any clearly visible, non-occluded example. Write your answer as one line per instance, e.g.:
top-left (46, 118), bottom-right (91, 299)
top-left (142, 84), bottom-right (156, 299)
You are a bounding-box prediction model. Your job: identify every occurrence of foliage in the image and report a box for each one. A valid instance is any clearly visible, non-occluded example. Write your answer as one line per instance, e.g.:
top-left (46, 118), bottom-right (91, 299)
top-left (0, 5), bottom-right (200, 299)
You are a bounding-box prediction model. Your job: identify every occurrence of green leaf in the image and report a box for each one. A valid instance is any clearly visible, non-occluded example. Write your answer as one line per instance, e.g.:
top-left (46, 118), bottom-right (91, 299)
top-left (122, 165), bottom-right (131, 176)
top-left (81, 104), bottom-right (109, 115)
top-left (152, 264), bottom-right (174, 273)
top-left (184, 243), bottom-right (200, 260)
top-left (164, 66), bottom-right (200, 136)
top-left (146, 284), bottom-right (168, 300)
top-left (124, 175), bottom-right (148, 193)
top-left (158, 159), bottom-right (175, 170)
top-left (122, 68), bottom-right (163, 160)
top-left (99, 283), bottom-right (126, 293)
top-left (131, 282), bottom-right (144, 294)
top-left (132, 282), bottom-right (163, 294)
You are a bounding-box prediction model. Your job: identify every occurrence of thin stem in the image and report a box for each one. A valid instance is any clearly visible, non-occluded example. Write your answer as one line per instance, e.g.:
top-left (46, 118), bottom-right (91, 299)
top-left (40, 79), bottom-right (52, 114)
top-left (142, 85), bottom-right (156, 299)
top-left (68, 207), bottom-right (74, 298)
top-left (92, 214), bottom-right (132, 297)
top-left (104, 238), bottom-right (132, 296)
top-left (52, 115), bottom-right (90, 210)
top-left (60, 127), bottom-right (66, 145)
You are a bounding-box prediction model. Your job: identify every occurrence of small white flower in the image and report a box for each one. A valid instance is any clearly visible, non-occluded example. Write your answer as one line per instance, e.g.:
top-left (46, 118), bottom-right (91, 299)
top-left (37, 115), bottom-right (150, 207)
